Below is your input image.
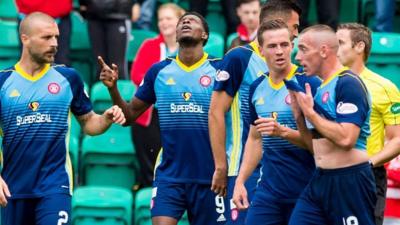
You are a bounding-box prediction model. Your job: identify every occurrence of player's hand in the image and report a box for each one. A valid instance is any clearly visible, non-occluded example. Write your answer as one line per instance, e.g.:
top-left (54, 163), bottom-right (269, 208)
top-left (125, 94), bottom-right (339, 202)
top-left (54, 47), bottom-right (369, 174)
top-left (0, 176), bottom-right (11, 207)
top-left (232, 181), bottom-right (249, 210)
top-left (292, 83), bottom-right (314, 118)
top-left (289, 91), bottom-right (303, 120)
top-left (98, 56), bottom-right (119, 88)
top-left (104, 105), bottom-right (126, 125)
top-left (211, 168), bottom-right (227, 197)
top-left (254, 117), bottom-right (283, 137)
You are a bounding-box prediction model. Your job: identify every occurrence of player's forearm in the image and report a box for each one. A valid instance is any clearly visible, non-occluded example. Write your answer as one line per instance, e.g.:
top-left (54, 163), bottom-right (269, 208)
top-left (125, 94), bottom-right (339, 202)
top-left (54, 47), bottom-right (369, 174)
top-left (209, 110), bottom-right (228, 171)
top-left (306, 112), bottom-right (355, 149)
top-left (281, 126), bottom-right (312, 152)
top-left (82, 113), bottom-right (112, 135)
top-left (107, 86), bottom-right (137, 125)
top-left (236, 137), bottom-right (262, 185)
top-left (370, 137), bottom-right (400, 167)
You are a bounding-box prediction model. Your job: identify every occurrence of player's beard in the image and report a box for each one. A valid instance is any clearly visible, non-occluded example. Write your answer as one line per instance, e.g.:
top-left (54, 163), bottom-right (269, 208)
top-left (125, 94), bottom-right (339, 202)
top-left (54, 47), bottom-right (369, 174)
top-left (178, 36), bottom-right (201, 48)
top-left (29, 48), bottom-right (57, 64)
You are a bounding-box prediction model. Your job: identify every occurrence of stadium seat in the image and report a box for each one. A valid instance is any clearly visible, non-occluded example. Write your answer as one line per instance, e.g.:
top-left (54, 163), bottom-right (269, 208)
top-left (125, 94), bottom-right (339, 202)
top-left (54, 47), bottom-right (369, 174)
top-left (0, 20), bottom-right (20, 59)
top-left (72, 186), bottom-right (133, 225)
top-left (70, 115), bottom-right (82, 140)
top-left (339, 0), bottom-right (360, 23)
top-left (134, 187), bottom-right (152, 225)
top-left (0, 0), bottom-right (18, 19)
top-left (306, 0), bottom-right (360, 25)
top-left (70, 11), bottom-right (94, 85)
top-left (0, 58), bottom-right (17, 70)
top-left (90, 80), bottom-right (136, 114)
top-left (206, 1), bottom-right (227, 38)
top-left (204, 32), bottom-right (225, 58)
top-left (360, 0), bottom-right (400, 33)
top-left (127, 29), bottom-right (158, 62)
top-left (226, 33), bottom-right (238, 49)
top-left (134, 187), bottom-right (190, 225)
top-left (367, 32), bottom-right (400, 87)
top-left (81, 131), bottom-right (137, 190)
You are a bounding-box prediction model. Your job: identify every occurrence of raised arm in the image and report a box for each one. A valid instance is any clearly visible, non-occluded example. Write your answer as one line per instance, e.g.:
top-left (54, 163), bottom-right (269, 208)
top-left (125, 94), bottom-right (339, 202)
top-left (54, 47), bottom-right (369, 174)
top-left (98, 56), bottom-right (151, 125)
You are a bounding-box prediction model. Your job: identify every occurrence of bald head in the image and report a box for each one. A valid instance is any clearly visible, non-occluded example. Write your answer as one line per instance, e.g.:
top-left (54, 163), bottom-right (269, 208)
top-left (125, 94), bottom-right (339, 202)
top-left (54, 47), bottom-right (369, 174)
top-left (19, 12), bottom-right (56, 36)
top-left (300, 24), bottom-right (338, 53)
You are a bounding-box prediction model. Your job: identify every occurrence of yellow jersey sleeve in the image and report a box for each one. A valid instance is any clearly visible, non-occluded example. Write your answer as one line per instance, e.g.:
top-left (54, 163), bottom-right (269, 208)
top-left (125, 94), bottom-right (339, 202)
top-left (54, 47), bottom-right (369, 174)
top-left (377, 81), bottom-right (400, 125)
top-left (361, 68), bottom-right (400, 156)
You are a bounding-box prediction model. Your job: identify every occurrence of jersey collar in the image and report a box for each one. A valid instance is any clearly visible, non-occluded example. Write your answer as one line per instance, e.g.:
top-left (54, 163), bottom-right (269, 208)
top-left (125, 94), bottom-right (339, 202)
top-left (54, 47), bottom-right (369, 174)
top-left (268, 64), bottom-right (298, 90)
top-left (320, 67), bottom-right (348, 88)
top-left (360, 67), bottom-right (373, 79)
top-left (15, 62), bottom-right (50, 82)
top-left (249, 41), bottom-right (265, 62)
top-left (175, 53), bottom-right (208, 72)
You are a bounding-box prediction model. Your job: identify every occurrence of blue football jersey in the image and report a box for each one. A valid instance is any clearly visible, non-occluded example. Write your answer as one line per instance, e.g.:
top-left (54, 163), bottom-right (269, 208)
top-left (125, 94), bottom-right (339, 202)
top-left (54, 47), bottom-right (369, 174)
top-left (248, 65), bottom-right (320, 200)
top-left (0, 63), bottom-right (92, 199)
top-left (135, 53), bottom-right (219, 184)
top-left (213, 42), bottom-right (269, 176)
top-left (314, 68), bottom-right (371, 150)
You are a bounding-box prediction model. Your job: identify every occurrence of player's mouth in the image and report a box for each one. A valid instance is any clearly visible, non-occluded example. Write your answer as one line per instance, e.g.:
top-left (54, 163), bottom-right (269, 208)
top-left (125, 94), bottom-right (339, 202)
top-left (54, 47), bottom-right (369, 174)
top-left (276, 58), bottom-right (286, 65)
top-left (181, 25), bottom-right (192, 32)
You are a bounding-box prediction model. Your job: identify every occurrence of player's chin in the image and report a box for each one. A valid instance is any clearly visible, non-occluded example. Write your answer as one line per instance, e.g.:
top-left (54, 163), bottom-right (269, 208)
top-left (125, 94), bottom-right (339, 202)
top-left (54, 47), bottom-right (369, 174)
top-left (43, 55), bottom-right (55, 64)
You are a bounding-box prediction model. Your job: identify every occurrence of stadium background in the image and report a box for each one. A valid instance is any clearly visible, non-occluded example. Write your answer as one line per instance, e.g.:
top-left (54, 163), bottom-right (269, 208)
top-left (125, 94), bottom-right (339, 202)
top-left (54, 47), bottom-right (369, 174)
top-left (0, 0), bottom-right (399, 224)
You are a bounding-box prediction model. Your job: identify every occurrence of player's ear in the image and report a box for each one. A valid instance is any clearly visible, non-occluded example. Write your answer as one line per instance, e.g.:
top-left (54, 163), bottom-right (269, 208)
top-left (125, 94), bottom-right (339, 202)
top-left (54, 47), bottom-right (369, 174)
top-left (320, 45), bottom-right (328, 59)
top-left (354, 41), bottom-right (365, 55)
top-left (201, 32), bottom-right (208, 41)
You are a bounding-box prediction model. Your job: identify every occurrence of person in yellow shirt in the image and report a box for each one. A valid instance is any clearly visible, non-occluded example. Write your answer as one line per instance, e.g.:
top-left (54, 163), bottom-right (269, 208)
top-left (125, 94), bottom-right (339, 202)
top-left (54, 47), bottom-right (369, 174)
top-left (336, 22), bottom-right (400, 225)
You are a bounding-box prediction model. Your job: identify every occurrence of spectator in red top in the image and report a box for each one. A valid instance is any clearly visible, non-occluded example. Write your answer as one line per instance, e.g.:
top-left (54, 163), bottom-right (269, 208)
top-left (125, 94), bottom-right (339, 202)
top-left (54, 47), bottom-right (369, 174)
top-left (384, 156), bottom-right (400, 225)
top-left (15, 0), bottom-right (73, 65)
top-left (130, 3), bottom-right (185, 188)
top-left (228, 0), bottom-right (261, 50)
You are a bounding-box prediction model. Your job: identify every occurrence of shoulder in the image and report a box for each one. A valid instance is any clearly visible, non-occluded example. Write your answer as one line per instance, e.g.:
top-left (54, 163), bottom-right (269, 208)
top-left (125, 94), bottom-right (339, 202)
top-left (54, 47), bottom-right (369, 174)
top-left (146, 58), bottom-right (173, 76)
top-left (53, 64), bottom-right (80, 79)
top-left (250, 74), bottom-right (267, 95)
top-left (363, 69), bottom-right (399, 94)
top-left (223, 45), bottom-right (253, 61)
top-left (294, 67), bottom-right (321, 86)
top-left (337, 70), bottom-right (366, 89)
top-left (0, 67), bottom-right (14, 87)
top-left (207, 55), bottom-right (222, 68)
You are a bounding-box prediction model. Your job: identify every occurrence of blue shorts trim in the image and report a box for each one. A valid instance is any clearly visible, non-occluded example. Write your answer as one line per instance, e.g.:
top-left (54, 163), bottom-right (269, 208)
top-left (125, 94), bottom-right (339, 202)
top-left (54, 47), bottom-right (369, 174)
top-left (151, 181), bottom-right (227, 225)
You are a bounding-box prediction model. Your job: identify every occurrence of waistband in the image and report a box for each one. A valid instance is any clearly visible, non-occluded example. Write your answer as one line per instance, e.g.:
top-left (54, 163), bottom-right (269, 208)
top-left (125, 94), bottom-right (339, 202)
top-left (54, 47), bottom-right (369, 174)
top-left (316, 161), bottom-right (371, 176)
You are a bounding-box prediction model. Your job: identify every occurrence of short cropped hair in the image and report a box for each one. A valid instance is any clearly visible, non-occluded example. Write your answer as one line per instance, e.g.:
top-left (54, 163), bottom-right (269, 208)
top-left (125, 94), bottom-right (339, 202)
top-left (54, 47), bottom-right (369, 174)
top-left (259, 0), bottom-right (302, 23)
top-left (257, 19), bottom-right (289, 46)
top-left (338, 23), bottom-right (372, 62)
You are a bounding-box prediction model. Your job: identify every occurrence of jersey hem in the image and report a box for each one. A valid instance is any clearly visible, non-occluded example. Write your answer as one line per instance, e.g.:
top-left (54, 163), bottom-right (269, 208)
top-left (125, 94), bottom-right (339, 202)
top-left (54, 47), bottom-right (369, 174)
top-left (8, 190), bottom-right (72, 199)
top-left (154, 177), bottom-right (211, 185)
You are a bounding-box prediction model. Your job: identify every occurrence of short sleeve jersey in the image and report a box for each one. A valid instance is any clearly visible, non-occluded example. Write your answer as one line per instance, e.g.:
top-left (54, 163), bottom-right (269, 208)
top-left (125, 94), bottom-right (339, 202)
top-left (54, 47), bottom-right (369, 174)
top-left (248, 65), bottom-right (320, 200)
top-left (213, 42), bottom-right (269, 176)
top-left (314, 68), bottom-right (371, 150)
top-left (360, 68), bottom-right (400, 156)
top-left (135, 53), bottom-right (220, 184)
top-left (0, 64), bottom-right (92, 199)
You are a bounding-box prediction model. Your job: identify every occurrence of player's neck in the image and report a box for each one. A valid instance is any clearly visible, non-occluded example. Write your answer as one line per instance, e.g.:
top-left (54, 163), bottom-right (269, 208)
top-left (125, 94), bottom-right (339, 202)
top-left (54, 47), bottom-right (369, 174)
top-left (18, 54), bottom-right (48, 77)
top-left (177, 44), bottom-right (204, 67)
top-left (320, 58), bottom-right (343, 82)
top-left (348, 58), bottom-right (365, 75)
top-left (270, 64), bottom-right (293, 84)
